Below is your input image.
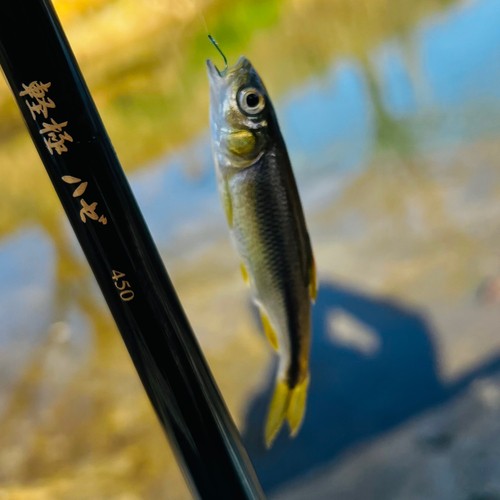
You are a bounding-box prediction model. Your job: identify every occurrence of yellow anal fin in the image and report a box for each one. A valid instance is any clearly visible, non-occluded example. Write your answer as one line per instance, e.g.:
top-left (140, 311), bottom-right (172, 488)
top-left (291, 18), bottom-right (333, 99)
top-left (309, 256), bottom-right (317, 303)
top-left (265, 375), bottom-right (310, 447)
top-left (240, 263), bottom-right (249, 286)
top-left (260, 311), bottom-right (278, 351)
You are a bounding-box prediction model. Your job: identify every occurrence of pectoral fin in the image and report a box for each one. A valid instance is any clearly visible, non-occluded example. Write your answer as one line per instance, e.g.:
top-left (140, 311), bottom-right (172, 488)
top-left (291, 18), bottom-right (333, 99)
top-left (260, 311), bottom-right (278, 351)
top-left (222, 184), bottom-right (233, 228)
top-left (309, 256), bottom-right (317, 303)
top-left (217, 175), bottom-right (233, 228)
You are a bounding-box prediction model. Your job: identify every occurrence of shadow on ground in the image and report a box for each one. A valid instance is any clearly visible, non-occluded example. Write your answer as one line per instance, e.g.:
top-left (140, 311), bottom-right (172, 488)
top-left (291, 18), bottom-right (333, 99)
top-left (243, 281), bottom-right (500, 493)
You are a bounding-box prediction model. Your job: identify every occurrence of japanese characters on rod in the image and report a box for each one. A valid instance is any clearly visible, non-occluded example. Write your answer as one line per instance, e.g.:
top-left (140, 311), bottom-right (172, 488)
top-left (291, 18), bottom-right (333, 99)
top-left (20, 80), bottom-right (134, 303)
top-left (20, 81), bottom-right (71, 154)
top-left (20, 80), bottom-right (107, 225)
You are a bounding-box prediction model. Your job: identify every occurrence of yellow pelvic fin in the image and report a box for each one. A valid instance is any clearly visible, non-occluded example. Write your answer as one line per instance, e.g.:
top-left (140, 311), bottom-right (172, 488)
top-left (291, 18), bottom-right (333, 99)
top-left (260, 311), bottom-right (278, 351)
top-left (265, 375), bottom-right (310, 448)
top-left (309, 256), bottom-right (317, 303)
top-left (240, 263), bottom-right (249, 286)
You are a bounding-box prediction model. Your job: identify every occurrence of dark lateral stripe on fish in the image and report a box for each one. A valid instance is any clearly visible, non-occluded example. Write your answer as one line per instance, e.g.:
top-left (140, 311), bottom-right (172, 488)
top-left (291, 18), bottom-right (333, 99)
top-left (253, 149), bottom-right (307, 389)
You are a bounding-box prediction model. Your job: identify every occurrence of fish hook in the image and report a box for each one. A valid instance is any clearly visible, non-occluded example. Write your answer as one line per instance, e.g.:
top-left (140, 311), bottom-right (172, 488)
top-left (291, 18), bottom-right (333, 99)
top-left (208, 35), bottom-right (228, 74)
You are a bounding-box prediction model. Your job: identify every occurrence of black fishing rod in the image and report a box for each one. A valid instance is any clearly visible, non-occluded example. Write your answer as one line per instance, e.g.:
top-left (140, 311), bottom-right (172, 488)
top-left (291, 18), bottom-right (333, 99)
top-left (0, 2), bottom-right (265, 499)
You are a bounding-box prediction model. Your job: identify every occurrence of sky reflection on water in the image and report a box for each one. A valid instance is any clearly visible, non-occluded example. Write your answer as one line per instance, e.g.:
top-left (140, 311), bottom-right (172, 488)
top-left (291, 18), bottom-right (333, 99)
top-left (131, 0), bottom-right (500, 252)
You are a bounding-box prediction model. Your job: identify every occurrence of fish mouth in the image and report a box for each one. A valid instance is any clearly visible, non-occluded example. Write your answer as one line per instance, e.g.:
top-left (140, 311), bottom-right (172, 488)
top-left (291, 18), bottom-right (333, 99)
top-left (206, 59), bottom-right (222, 82)
top-left (230, 56), bottom-right (251, 73)
top-left (206, 56), bottom-right (251, 82)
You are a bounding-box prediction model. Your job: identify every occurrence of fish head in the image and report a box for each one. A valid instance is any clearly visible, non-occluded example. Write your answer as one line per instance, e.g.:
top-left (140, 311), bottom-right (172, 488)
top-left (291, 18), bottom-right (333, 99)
top-left (207, 56), bottom-right (271, 169)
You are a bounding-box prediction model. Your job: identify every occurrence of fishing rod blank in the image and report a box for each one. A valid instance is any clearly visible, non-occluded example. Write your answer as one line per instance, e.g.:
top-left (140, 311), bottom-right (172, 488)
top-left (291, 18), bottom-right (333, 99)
top-left (0, 1), bottom-right (265, 499)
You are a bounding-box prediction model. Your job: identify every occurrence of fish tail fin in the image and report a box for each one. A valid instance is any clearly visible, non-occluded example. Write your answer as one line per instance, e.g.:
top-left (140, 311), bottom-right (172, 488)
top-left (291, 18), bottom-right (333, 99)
top-left (265, 375), bottom-right (310, 447)
top-left (265, 379), bottom-right (290, 448)
top-left (287, 374), bottom-right (309, 437)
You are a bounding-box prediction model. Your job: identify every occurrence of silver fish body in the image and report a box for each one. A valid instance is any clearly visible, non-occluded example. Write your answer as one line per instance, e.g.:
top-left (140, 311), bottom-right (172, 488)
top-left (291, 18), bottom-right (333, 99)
top-left (207, 56), bottom-right (316, 446)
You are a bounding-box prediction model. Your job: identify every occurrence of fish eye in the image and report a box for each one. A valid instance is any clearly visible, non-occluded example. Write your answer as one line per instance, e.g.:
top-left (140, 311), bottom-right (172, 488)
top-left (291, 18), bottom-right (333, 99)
top-left (238, 88), bottom-right (265, 115)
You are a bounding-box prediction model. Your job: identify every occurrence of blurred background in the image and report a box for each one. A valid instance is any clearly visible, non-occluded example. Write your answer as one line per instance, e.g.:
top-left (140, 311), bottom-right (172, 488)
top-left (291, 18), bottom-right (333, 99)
top-left (1, 0), bottom-right (500, 498)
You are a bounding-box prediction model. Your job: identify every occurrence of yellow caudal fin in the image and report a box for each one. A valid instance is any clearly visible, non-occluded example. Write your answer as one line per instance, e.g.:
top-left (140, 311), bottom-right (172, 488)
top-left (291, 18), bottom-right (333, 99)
top-left (265, 375), bottom-right (310, 447)
top-left (309, 257), bottom-right (317, 303)
top-left (265, 380), bottom-right (291, 448)
top-left (287, 375), bottom-right (309, 436)
top-left (260, 311), bottom-right (278, 351)
top-left (240, 263), bottom-right (249, 286)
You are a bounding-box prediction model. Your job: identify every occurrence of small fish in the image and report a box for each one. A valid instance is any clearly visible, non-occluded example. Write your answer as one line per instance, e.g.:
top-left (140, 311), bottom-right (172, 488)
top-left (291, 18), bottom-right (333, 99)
top-left (207, 38), bottom-right (316, 447)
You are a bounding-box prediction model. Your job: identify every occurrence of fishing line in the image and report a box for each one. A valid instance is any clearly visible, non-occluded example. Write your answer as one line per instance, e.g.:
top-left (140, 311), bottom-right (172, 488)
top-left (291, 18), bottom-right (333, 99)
top-left (195, 1), bottom-right (227, 73)
top-left (196, 0), bottom-right (210, 34)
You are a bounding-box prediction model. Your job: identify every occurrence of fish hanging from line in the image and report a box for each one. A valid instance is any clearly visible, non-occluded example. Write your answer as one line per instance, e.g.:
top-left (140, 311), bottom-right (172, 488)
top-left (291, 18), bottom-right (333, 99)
top-left (206, 36), bottom-right (316, 447)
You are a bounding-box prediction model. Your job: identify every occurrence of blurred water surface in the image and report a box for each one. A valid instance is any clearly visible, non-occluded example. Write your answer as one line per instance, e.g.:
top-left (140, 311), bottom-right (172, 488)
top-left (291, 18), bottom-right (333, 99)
top-left (2, 0), bottom-right (500, 498)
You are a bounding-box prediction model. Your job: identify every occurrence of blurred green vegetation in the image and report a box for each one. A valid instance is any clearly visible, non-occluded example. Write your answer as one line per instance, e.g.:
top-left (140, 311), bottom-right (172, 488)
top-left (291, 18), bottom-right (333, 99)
top-left (0, 0), bottom-right (457, 242)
